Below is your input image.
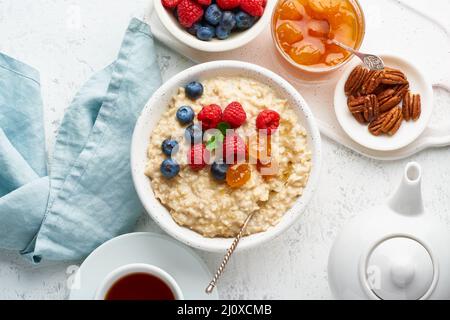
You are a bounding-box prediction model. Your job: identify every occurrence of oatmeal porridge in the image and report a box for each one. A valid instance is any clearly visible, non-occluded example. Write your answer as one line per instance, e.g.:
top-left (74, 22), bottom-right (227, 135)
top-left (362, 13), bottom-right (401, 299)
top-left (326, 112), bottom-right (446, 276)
top-left (145, 76), bottom-right (312, 238)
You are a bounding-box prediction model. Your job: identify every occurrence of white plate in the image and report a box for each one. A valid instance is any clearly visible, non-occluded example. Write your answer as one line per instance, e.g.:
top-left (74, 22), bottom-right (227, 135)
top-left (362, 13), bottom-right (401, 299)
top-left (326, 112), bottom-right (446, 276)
top-left (334, 54), bottom-right (434, 152)
top-left (69, 232), bottom-right (218, 300)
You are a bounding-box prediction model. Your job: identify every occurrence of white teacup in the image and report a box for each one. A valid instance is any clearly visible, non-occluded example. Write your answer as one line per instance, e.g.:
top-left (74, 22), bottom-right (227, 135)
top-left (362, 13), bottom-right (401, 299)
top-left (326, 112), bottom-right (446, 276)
top-left (95, 263), bottom-right (183, 300)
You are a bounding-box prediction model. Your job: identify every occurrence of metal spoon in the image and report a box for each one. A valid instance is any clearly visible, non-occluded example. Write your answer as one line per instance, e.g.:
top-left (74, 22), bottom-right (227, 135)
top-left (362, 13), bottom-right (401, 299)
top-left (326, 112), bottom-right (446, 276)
top-left (328, 38), bottom-right (384, 70)
top-left (205, 211), bottom-right (255, 294)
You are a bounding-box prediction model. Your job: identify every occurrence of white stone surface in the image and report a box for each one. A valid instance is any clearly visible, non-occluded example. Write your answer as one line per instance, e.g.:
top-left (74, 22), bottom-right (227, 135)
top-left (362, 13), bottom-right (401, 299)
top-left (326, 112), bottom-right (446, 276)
top-left (0, 0), bottom-right (449, 300)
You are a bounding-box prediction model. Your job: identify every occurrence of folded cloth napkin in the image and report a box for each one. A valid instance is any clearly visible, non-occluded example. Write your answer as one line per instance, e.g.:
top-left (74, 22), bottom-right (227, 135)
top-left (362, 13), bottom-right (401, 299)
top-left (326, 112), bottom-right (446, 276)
top-left (0, 18), bottom-right (161, 262)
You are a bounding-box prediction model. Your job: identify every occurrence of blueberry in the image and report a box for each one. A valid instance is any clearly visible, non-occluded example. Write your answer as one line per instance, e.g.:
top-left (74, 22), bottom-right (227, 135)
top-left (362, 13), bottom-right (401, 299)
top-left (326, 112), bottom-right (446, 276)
top-left (176, 106), bottom-right (195, 124)
top-left (220, 11), bottom-right (236, 31)
top-left (204, 4), bottom-right (223, 26)
top-left (160, 158), bottom-right (180, 179)
top-left (185, 81), bottom-right (204, 100)
top-left (187, 23), bottom-right (201, 36)
top-left (216, 25), bottom-right (231, 40)
top-left (196, 25), bottom-right (215, 41)
top-left (211, 162), bottom-right (228, 181)
top-left (204, 24), bottom-right (216, 34)
top-left (235, 11), bottom-right (256, 30)
top-left (185, 123), bottom-right (203, 145)
top-left (161, 139), bottom-right (179, 157)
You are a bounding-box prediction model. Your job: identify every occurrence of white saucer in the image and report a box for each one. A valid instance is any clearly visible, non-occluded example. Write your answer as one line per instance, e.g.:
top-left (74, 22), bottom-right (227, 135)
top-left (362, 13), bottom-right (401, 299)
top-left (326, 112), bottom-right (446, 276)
top-left (69, 232), bottom-right (218, 300)
top-left (334, 54), bottom-right (433, 151)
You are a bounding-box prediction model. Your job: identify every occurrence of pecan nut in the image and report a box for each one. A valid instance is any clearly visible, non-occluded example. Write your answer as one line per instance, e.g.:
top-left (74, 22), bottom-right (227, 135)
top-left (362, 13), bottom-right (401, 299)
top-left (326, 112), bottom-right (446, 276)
top-left (379, 94), bottom-right (402, 113)
top-left (361, 70), bottom-right (384, 95)
top-left (345, 66), bottom-right (368, 96)
top-left (347, 95), bottom-right (366, 113)
top-left (347, 96), bottom-right (366, 123)
top-left (382, 107), bottom-right (403, 135)
top-left (369, 106), bottom-right (403, 136)
top-left (394, 83), bottom-right (410, 99)
top-left (368, 113), bottom-right (386, 136)
top-left (377, 87), bottom-right (398, 112)
top-left (412, 94), bottom-right (421, 121)
top-left (363, 94), bottom-right (380, 122)
top-left (376, 83), bottom-right (409, 113)
top-left (381, 67), bottom-right (408, 85)
top-left (353, 112), bottom-right (366, 124)
top-left (377, 88), bottom-right (396, 103)
top-left (403, 91), bottom-right (421, 121)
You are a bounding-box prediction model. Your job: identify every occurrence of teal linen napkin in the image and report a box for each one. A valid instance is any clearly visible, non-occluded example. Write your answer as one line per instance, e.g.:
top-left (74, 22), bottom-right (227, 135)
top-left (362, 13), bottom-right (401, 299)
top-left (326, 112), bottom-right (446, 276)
top-left (0, 18), bottom-right (162, 262)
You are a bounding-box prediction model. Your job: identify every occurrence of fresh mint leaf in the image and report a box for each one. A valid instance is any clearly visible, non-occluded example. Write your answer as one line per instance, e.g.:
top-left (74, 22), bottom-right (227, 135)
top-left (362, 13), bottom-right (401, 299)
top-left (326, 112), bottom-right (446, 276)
top-left (206, 131), bottom-right (224, 151)
top-left (206, 136), bottom-right (216, 151)
top-left (217, 122), bottom-right (230, 136)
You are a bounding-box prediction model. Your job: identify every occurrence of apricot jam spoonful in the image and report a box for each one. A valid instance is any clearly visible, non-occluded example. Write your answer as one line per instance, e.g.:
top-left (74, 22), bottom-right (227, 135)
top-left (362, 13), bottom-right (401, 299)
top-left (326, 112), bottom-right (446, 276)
top-left (328, 38), bottom-right (384, 70)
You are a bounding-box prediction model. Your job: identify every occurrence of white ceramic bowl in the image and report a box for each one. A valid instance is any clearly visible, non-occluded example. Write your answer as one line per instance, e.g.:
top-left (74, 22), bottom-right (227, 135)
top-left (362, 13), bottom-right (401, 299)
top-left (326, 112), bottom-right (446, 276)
top-left (131, 60), bottom-right (321, 252)
top-left (334, 54), bottom-right (433, 151)
top-left (154, 0), bottom-right (276, 52)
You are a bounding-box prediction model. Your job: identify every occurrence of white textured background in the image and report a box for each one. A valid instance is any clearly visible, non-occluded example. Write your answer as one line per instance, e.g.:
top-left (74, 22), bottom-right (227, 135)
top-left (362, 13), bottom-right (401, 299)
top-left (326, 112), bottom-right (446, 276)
top-left (0, 0), bottom-right (449, 299)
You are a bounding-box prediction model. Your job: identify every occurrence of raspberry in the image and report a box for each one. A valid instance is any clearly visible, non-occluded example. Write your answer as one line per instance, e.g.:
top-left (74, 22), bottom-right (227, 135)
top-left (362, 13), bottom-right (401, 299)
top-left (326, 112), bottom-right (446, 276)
top-left (198, 104), bottom-right (223, 130)
top-left (223, 133), bottom-right (246, 164)
top-left (222, 101), bottom-right (247, 128)
top-left (240, 0), bottom-right (265, 17)
top-left (177, 0), bottom-right (204, 28)
top-left (216, 0), bottom-right (241, 10)
top-left (162, 0), bottom-right (181, 8)
top-left (188, 143), bottom-right (209, 171)
top-left (256, 109), bottom-right (280, 135)
top-left (196, 0), bottom-right (212, 5)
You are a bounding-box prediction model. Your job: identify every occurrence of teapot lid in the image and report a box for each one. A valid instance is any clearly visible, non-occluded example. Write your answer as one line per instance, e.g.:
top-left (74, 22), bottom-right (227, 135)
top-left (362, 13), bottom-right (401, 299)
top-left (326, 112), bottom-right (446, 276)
top-left (363, 237), bottom-right (435, 300)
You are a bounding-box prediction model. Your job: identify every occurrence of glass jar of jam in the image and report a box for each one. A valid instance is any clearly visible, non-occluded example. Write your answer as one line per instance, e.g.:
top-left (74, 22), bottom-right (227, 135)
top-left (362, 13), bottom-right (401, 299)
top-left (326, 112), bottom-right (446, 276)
top-left (271, 0), bottom-right (365, 74)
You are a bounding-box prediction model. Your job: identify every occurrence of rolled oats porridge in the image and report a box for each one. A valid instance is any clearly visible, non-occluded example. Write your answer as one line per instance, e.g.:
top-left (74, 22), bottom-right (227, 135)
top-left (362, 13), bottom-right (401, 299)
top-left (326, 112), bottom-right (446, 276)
top-left (145, 76), bottom-right (312, 238)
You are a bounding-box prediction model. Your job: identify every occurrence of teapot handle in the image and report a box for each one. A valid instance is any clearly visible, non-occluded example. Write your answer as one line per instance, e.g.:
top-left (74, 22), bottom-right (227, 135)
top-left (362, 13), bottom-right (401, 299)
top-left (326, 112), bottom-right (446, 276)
top-left (387, 162), bottom-right (425, 216)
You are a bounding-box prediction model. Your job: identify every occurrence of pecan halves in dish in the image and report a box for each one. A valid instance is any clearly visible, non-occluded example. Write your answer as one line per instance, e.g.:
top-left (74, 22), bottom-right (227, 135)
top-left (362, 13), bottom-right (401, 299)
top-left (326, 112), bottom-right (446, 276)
top-left (344, 65), bottom-right (419, 137)
top-left (403, 91), bottom-right (422, 121)
top-left (369, 107), bottom-right (403, 136)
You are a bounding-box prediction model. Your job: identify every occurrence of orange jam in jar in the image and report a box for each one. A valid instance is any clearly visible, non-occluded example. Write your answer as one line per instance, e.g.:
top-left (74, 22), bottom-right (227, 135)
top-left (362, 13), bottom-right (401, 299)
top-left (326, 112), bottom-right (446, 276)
top-left (272, 0), bottom-right (365, 71)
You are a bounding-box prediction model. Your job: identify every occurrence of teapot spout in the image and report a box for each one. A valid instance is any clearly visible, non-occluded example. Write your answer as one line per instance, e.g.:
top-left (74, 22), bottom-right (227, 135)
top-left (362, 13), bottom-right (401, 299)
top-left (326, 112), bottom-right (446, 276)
top-left (387, 162), bottom-right (424, 216)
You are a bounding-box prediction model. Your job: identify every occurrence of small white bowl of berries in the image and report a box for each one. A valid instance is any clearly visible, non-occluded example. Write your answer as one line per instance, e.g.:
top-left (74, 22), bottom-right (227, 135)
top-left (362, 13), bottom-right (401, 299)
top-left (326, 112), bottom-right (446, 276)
top-left (155, 0), bottom-right (275, 52)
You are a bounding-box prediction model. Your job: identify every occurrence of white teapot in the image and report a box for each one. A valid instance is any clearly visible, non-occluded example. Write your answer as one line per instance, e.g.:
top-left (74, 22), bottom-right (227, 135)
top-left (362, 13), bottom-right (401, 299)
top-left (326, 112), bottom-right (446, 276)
top-left (328, 162), bottom-right (450, 300)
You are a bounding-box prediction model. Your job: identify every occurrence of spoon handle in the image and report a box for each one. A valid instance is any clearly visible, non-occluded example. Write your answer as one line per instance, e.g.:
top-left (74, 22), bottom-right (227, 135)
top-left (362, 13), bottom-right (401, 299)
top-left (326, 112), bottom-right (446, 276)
top-left (205, 212), bottom-right (255, 294)
top-left (329, 39), bottom-right (363, 60)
